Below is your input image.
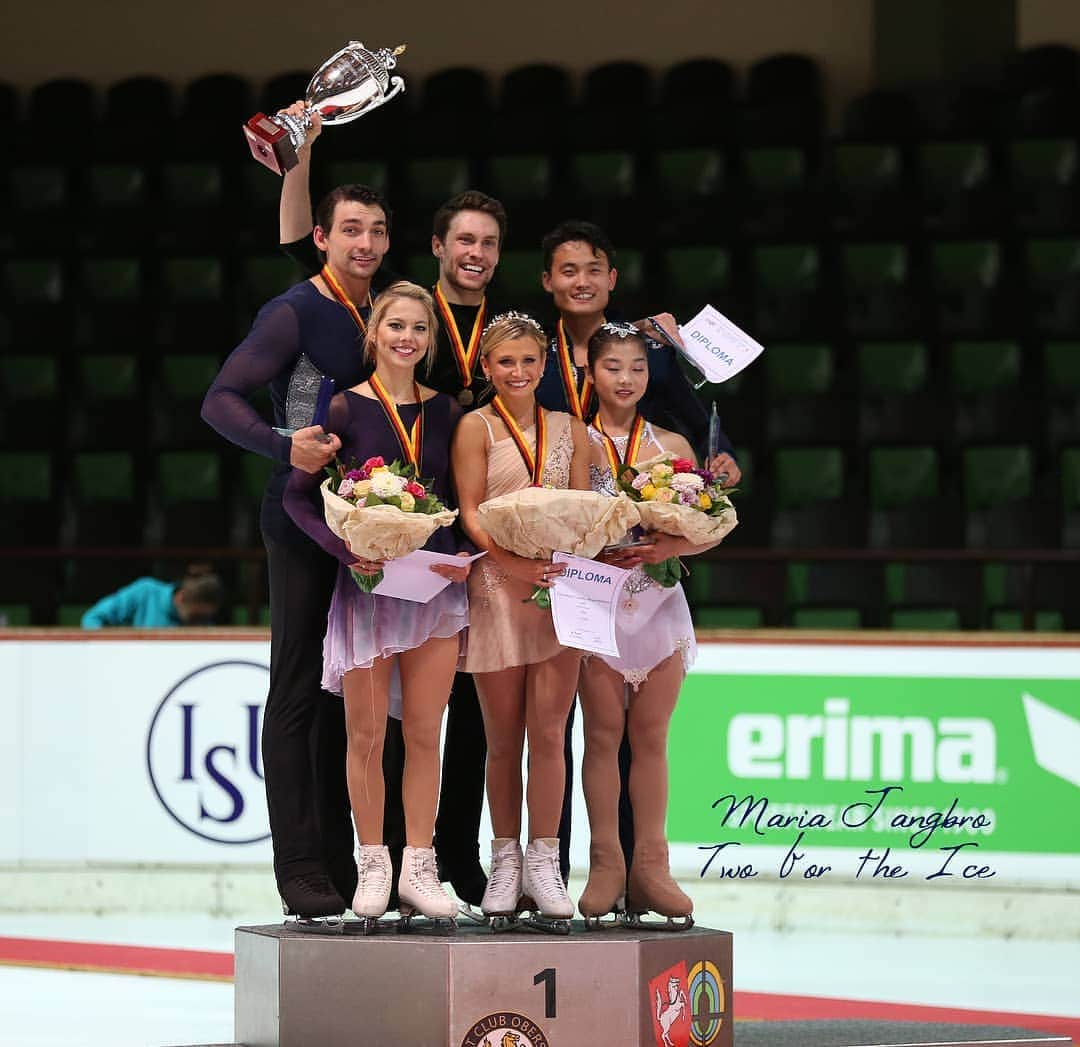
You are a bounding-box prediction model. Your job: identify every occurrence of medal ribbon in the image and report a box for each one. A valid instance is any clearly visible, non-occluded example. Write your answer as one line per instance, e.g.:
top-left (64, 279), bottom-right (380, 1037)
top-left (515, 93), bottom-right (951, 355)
top-left (491, 397), bottom-right (547, 487)
top-left (555, 318), bottom-right (594, 419)
top-left (320, 265), bottom-right (372, 334)
top-left (595, 413), bottom-right (646, 480)
top-left (368, 373), bottom-right (424, 469)
top-left (434, 282), bottom-right (486, 390)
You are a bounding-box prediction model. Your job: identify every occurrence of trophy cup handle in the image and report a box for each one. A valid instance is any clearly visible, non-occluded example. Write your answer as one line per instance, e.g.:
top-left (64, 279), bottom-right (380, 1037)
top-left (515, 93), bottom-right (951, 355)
top-left (382, 77), bottom-right (406, 103)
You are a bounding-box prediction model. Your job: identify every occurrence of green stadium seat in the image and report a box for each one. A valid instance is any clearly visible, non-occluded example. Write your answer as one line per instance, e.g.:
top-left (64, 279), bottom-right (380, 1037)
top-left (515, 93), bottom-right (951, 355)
top-left (57, 604), bottom-right (92, 627)
top-left (694, 606), bottom-right (764, 628)
top-left (87, 164), bottom-right (148, 209)
top-left (81, 258), bottom-right (143, 303)
top-left (654, 148), bottom-right (730, 242)
top-left (4, 259), bottom-right (65, 304)
top-left (404, 157), bottom-right (470, 207)
top-left (569, 151), bottom-right (637, 199)
top-left (0, 605), bottom-right (32, 627)
top-left (161, 162), bottom-right (224, 208)
top-left (826, 143), bottom-right (910, 233)
top-left (240, 255), bottom-right (304, 308)
top-left (989, 609), bottom-right (1065, 631)
top-left (67, 353), bottom-right (142, 449)
top-left (145, 451), bottom-right (228, 546)
top-left (1007, 139), bottom-right (1080, 232)
top-left (151, 355), bottom-right (222, 448)
top-left (765, 343), bottom-right (852, 443)
top-left (1046, 343), bottom-right (1080, 449)
top-left (949, 340), bottom-right (1035, 445)
top-left (661, 246), bottom-right (734, 319)
top-left (490, 249), bottom-right (545, 313)
top-left (786, 560), bottom-right (882, 626)
top-left (10, 165), bottom-right (68, 212)
top-left (867, 446), bottom-right (960, 547)
top-left (160, 257), bottom-right (225, 303)
top-left (982, 561), bottom-right (1073, 629)
top-left (0, 451), bottom-right (54, 544)
top-left (741, 146), bottom-right (816, 235)
top-left (771, 446), bottom-right (861, 547)
top-left (890, 607), bottom-right (962, 631)
top-left (1063, 447), bottom-right (1080, 547)
top-left (0, 355), bottom-right (58, 445)
top-left (928, 240), bottom-right (1003, 335)
top-left (487, 154), bottom-right (552, 202)
top-left (751, 243), bottom-right (825, 338)
top-left (856, 341), bottom-right (944, 445)
top-left (963, 445), bottom-right (1053, 547)
top-left (885, 562), bottom-right (981, 628)
top-left (326, 161), bottom-right (390, 194)
top-left (917, 141), bottom-right (999, 232)
top-left (232, 604), bottom-right (272, 626)
top-left (60, 451), bottom-right (139, 546)
top-left (791, 607), bottom-right (863, 629)
top-left (842, 242), bottom-right (918, 336)
top-left (1025, 238), bottom-right (1080, 334)
top-left (656, 149), bottom-right (725, 198)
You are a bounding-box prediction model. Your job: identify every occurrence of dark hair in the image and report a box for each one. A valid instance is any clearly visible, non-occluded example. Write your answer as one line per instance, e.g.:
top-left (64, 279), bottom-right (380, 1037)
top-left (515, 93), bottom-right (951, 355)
top-left (586, 324), bottom-right (648, 369)
top-left (541, 220), bottom-right (616, 271)
top-left (178, 563), bottom-right (224, 608)
top-left (432, 190), bottom-right (508, 245)
top-left (314, 184), bottom-right (392, 238)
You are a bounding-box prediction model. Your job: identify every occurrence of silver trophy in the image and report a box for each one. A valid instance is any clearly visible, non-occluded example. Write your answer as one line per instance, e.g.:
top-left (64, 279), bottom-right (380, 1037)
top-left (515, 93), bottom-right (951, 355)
top-left (243, 41), bottom-right (407, 175)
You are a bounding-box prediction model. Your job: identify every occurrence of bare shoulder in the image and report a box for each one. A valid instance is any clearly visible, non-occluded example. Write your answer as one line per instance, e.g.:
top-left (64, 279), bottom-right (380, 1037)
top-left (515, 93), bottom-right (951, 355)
top-left (655, 426), bottom-right (696, 465)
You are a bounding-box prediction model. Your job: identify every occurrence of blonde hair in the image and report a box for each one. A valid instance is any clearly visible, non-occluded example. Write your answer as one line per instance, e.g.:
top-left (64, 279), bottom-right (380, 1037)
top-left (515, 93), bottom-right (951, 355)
top-left (363, 281), bottom-right (440, 374)
top-left (479, 313), bottom-right (547, 359)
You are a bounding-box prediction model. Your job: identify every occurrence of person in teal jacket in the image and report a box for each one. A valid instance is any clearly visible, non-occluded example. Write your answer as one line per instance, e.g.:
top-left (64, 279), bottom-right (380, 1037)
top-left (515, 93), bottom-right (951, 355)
top-left (81, 566), bottom-right (223, 628)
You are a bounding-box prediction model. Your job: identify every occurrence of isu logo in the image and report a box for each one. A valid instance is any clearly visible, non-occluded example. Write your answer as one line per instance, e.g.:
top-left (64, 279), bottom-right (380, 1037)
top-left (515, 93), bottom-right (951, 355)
top-left (459, 1011), bottom-right (549, 1047)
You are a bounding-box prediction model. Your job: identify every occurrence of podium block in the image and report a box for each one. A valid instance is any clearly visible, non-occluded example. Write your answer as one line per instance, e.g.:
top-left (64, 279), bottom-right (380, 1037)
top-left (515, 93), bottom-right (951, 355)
top-left (235, 921), bottom-right (733, 1047)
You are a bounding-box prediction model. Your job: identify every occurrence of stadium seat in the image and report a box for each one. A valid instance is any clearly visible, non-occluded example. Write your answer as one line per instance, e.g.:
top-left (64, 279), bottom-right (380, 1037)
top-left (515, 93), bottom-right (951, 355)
top-left (0, 451), bottom-right (53, 545)
top-left (771, 446), bottom-right (862, 547)
top-left (66, 354), bottom-right (142, 449)
top-left (751, 243), bottom-right (827, 338)
top-left (577, 61), bottom-right (653, 145)
top-left (487, 154), bottom-right (552, 202)
top-left (982, 561), bottom-right (1073, 630)
top-left (856, 340), bottom-right (946, 445)
top-left (694, 606), bottom-right (765, 628)
top-left (239, 255), bottom-right (304, 310)
top-left (144, 451), bottom-right (228, 546)
top-left (325, 160), bottom-right (390, 195)
top-left (661, 246), bottom-right (737, 324)
top-left (885, 560), bottom-right (981, 628)
top-left (232, 456), bottom-right (275, 547)
top-left (740, 146), bottom-right (817, 236)
top-left (493, 64), bottom-right (572, 149)
top-left (867, 445), bottom-right (961, 547)
top-left (1007, 139), bottom-right (1080, 233)
top-left (917, 142), bottom-right (1000, 232)
top-left (842, 89), bottom-right (923, 143)
top-left (75, 256), bottom-right (147, 352)
top-left (928, 240), bottom-right (1005, 336)
top-left (402, 156), bottom-right (471, 216)
top-left (655, 59), bottom-right (735, 144)
top-left (0, 605), bottom-right (32, 627)
top-left (654, 148), bottom-right (729, 242)
top-left (963, 444), bottom-right (1053, 547)
top-left (156, 256), bottom-right (233, 350)
top-left (0, 354), bottom-right (57, 447)
top-left (489, 249), bottom-right (545, 314)
top-left (150, 355), bottom-right (223, 448)
top-left (568, 150), bottom-right (638, 200)
top-left (791, 607), bottom-right (863, 629)
top-left (825, 143), bottom-right (911, 234)
top-left (786, 561), bottom-right (883, 627)
top-left (3, 257), bottom-right (71, 347)
top-left (1062, 447), bottom-right (1080, 547)
top-left (889, 607), bottom-right (962, 631)
top-left (765, 343), bottom-right (853, 444)
top-left (101, 76), bottom-right (174, 158)
top-left (1025, 237), bottom-right (1080, 335)
top-left (685, 559), bottom-right (784, 625)
top-left (842, 242), bottom-right (920, 336)
top-left (949, 340), bottom-right (1035, 445)
top-left (58, 451), bottom-right (140, 547)
top-left (1044, 341), bottom-right (1080, 450)
top-left (740, 53), bottom-right (824, 145)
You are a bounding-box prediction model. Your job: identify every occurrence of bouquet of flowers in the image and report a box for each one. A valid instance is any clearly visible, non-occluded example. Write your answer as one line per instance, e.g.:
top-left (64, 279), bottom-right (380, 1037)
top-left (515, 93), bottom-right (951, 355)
top-left (321, 456), bottom-right (458, 591)
top-left (477, 487), bottom-right (640, 607)
top-left (616, 454), bottom-right (738, 587)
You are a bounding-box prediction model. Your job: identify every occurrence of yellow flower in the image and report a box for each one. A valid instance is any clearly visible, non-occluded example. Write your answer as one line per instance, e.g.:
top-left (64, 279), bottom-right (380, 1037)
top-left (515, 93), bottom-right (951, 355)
top-left (354, 479), bottom-right (372, 497)
top-left (398, 491), bottom-right (416, 512)
top-left (640, 483), bottom-right (657, 500)
top-left (699, 493), bottom-right (712, 510)
top-left (651, 463), bottom-right (674, 482)
top-left (370, 465), bottom-right (390, 474)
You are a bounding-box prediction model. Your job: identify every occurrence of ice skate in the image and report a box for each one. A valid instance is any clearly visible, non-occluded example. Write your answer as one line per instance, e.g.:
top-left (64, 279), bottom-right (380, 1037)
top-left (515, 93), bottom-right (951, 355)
top-left (577, 845), bottom-right (627, 929)
top-left (481, 838), bottom-right (523, 931)
top-left (279, 873), bottom-right (345, 935)
top-left (519, 838), bottom-right (573, 935)
top-left (396, 846), bottom-right (458, 933)
top-left (438, 850), bottom-right (489, 924)
top-left (624, 841), bottom-right (694, 932)
top-left (348, 844), bottom-right (393, 935)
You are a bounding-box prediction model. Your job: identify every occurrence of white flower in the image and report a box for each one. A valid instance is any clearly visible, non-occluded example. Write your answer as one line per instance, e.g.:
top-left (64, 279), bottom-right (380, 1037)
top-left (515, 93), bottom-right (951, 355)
top-left (371, 470), bottom-right (403, 498)
top-left (337, 478), bottom-right (355, 498)
top-left (670, 472), bottom-right (705, 493)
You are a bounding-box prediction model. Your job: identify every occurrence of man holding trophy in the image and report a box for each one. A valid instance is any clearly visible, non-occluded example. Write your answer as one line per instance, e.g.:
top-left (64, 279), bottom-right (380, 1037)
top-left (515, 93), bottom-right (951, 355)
top-left (203, 42), bottom-right (407, 929)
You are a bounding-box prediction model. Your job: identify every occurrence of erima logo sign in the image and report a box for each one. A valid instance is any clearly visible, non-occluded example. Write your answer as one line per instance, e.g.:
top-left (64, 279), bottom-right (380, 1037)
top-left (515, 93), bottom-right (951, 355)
top-left (1022, 693), bottom-right (1080, 789)
top-left (728, 698), bottom-right (997, 783)
top-left (146, 660), bottom-right (270, 845)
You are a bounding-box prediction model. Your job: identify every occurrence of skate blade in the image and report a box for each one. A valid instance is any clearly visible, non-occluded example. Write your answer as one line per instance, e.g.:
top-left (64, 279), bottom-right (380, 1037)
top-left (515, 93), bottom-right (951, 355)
top-left (343, 915), bottom-right (389, 935)
top-left (517, 912), bottom-right (572, 936)
top-left (622, 912), bottom-right (694, 932)
top-left (581, 909), bottom-right (625, 930)
top-left (457, 902), bottom-right (487, 925)
top-left (396, 910), bottom-right (458, 934)
top-left (284, 914), bottom-right (345, 935)
top-left (486, 913), bottom-right (521, 933)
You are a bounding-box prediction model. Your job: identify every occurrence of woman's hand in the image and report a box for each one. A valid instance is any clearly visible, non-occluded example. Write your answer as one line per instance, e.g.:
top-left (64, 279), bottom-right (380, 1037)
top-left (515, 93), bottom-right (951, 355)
top-left (498, 549), bottom-right (566, 589)
top-left (596, 544), bottom-right (646, 569)
top-left (349, 556), bottom-right (385, 577)
top-left (430, 552), bottom-right (473, 584)
top-left (634, 533), bottom-right (685, 564)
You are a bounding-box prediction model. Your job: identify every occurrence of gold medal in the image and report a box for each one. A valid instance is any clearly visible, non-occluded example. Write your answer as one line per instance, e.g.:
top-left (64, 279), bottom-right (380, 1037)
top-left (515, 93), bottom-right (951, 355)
top-left (457, 388), bottom-right (475, 406)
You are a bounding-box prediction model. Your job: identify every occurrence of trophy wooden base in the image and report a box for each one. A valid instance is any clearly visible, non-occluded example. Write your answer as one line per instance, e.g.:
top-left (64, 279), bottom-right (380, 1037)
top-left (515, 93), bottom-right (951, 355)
top-left (234, 920), bottom-right (733, 1047)
top-left (242, 115), bottom-right (298, 176)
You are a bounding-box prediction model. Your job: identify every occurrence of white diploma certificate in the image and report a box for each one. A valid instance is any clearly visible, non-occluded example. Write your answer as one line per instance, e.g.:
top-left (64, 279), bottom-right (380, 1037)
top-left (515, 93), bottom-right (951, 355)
top-left (549, 552), bottom-right (630, 658)
top-left (372, 550), bottom-right (485, 603)
top-left (678, 304), bottom-right (766, 384)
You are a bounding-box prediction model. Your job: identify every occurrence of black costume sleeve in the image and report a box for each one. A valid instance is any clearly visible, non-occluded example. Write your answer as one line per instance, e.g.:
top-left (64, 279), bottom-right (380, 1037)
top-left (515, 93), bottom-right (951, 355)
top-left (281, 236), bottom-right (322, 276)
top-left (201, 300), bottom-right (302, 463)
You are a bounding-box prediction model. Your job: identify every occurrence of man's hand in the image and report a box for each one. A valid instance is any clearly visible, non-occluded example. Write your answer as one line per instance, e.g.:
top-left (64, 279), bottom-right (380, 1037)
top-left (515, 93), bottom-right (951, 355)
top-left (707, 452), bottom-right (741, 487)
top-left (289, 425), bottom-right (340, 472)
top-left (278, 100), bottom-right (323, 158)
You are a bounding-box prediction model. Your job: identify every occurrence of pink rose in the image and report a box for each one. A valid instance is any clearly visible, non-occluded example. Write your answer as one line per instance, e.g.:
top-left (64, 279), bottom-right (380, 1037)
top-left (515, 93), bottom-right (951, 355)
top-left (405, 481), bottom-right (425, 497)
top-left (362, 456), bottom-right (385, 473)
top-left (672, 457), bottom-right (694, 473)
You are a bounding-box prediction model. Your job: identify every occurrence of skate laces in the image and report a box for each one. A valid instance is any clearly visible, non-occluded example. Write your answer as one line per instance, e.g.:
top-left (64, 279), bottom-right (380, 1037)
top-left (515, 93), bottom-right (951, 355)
top-left (408, 850), bottom-right (442, 898)
top-left (357, 849), bottom-right (389, 892)
top-left (527, 845), bottom-right (566, 893)
top-left (488, 846), bottom-right (521, 892)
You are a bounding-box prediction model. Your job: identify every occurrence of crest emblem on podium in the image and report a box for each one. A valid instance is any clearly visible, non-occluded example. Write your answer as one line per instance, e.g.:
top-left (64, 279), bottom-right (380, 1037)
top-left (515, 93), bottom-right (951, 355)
top-left (649, 961), bottom-right (691, 1047)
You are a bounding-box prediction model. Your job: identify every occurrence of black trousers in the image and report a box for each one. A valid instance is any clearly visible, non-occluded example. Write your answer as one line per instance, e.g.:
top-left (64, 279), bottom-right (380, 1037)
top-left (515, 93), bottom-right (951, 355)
top-left (263, 532), bottom-right (404, 892)
top-left (434, 670), bottom-right (487, 872)
top-left (558, 697), bottom-right (635, 882)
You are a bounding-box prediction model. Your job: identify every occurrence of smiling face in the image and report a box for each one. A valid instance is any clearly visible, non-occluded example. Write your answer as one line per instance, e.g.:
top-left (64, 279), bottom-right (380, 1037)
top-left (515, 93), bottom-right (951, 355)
top-left (370, 296), bottom-right (431, 376)
top-left (433, 209), bottom-right (501, 297)
top-left (313, 200), bottom-right (389, 284)
top-left (481, 332), bottom-right (546, 403)
top-left (589, 337), bottom-right (648, 411)
top-left (541, 240), bottom-right (617, 318)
